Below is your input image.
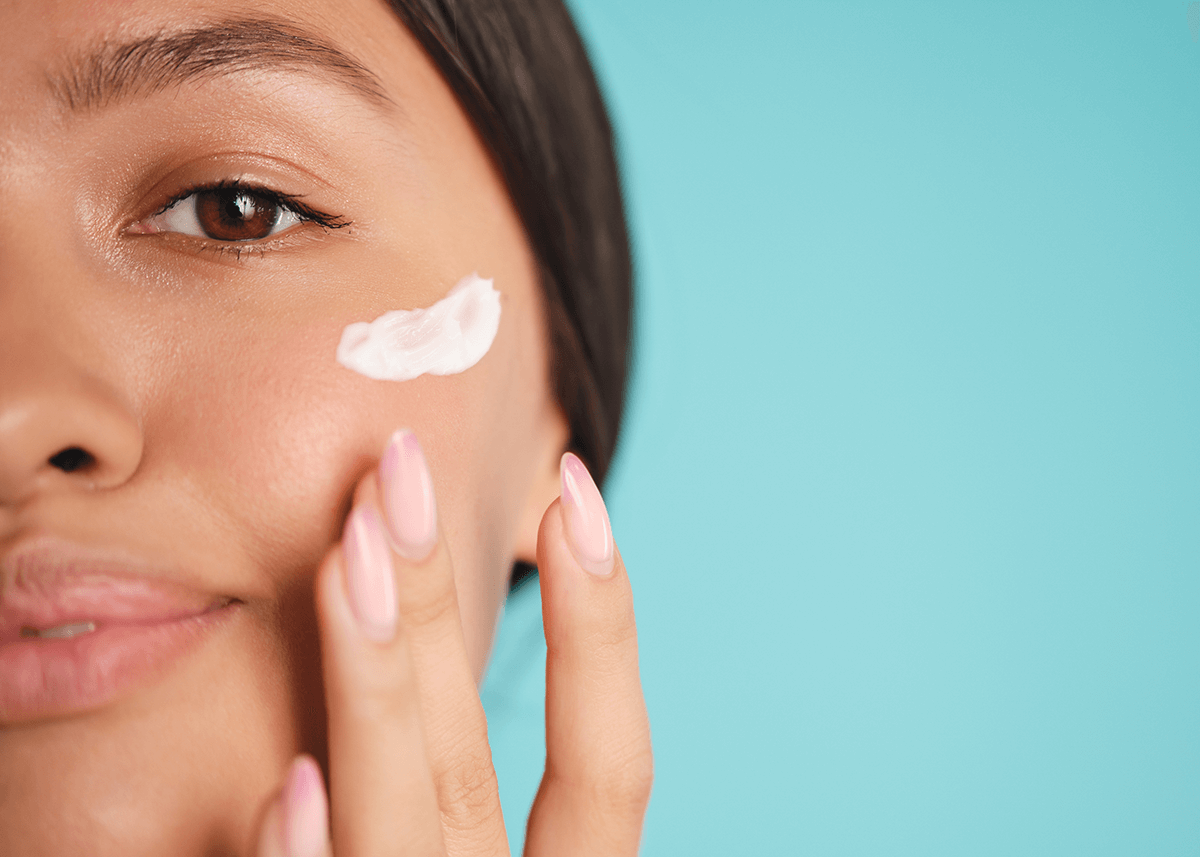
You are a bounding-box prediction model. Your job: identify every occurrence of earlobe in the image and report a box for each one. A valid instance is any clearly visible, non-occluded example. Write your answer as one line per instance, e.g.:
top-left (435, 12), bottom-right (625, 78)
top-left (512, 405), bottom-right (570, 565)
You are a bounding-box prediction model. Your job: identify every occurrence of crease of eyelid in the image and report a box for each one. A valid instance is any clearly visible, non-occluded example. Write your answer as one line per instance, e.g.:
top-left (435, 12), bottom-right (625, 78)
top-left (44, 16), bottom-right (399, 116)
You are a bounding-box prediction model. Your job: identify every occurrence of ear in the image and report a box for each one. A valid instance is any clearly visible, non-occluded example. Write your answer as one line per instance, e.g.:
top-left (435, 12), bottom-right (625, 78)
top-left (512, 402), bottom-right (570, 565)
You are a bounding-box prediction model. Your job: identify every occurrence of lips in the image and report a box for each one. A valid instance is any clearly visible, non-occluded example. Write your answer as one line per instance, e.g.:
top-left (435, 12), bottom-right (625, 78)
top-left (0, 540), bottom-right (238, 723)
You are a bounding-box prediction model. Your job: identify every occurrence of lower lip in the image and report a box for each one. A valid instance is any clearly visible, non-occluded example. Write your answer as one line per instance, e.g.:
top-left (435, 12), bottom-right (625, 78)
top-left (0, 604), bottom-right (237, 724)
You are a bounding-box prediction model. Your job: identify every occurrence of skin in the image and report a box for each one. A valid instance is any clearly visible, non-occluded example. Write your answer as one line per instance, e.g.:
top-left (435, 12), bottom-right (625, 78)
top-left (0, 0), bottom-right (651, 854)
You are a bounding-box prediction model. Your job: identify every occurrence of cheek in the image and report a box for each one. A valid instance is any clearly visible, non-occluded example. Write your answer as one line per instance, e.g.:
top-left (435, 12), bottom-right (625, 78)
top-left (152, 323), bottom-right (359, 551)
top-left (142, 312), bottom-right (505, 601)
top-left (146, 320), bottom-right (441, 568)
top-left (134, 267), bottom-right (543, 679)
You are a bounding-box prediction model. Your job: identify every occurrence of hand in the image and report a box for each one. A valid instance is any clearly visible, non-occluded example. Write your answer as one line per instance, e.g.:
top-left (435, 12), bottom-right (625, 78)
top-left (254, 430), bottom-right (652, 856)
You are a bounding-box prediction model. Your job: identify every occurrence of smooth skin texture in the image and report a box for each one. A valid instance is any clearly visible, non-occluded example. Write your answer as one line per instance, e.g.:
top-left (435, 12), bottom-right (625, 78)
top-left (256, 446), bottom-right (650, 857)
top-left (0, 0), bottom-right (650, 853)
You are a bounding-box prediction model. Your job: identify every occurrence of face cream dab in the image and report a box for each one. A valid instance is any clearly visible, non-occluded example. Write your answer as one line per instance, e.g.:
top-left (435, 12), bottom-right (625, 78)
top-left (336, 273), bottom-right (501, 381)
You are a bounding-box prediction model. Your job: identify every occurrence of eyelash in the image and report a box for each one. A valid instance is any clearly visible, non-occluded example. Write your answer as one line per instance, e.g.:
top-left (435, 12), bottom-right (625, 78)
top-left (143, 179), bottom-right (351, 257)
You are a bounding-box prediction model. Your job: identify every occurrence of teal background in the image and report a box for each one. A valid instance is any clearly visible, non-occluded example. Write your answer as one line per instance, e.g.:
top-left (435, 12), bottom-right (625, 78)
top-left (482, 2), bottom-right (1200, 853)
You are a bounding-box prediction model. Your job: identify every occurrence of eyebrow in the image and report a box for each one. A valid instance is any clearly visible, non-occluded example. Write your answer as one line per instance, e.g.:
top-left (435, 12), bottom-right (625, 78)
top-left (48, 17), bottom-right (393, 113)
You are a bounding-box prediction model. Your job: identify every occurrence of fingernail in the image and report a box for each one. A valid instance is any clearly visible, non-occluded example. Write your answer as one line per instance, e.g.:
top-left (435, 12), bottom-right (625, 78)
top-left (343, 506), bottom-right (397, 642)
top-left (282, 756), bottom-right (328, 857)
top-left (560, 452), bottom-right (614, 576)
top-left (379, 429), bottom-right (437, 561)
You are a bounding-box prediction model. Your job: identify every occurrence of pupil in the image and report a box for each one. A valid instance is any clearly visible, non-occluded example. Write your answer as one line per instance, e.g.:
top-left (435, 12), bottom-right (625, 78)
top-left (196, 188), bottom-right (279, 240)
top-left (217, 191), bottom-right (275, 229)
top-left (227, 194), bottom-right (251, 220)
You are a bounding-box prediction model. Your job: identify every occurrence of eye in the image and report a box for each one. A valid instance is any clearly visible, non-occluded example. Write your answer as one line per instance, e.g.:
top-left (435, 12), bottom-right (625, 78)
top-left (135, 182), bottom-right (350, 242)
top-left (142, 185), bottom-right (304, 241)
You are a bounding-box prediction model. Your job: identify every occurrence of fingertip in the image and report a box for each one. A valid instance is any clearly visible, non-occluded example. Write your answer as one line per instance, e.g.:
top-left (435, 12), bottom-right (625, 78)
top-left (378, 428), bottom-right (437, 562)
top-left (351, 468), bottom-right (381, 513)
top-left (559, 452), bottom-right (614, 577)
top-left (536, 491), bottom-right (627, 593)
top-left (537, 490), bottom-right (634, 660)
top-left (255, 793), bottom-right (285, 857)
top-left (342, 505), bottom-right (398, 643)
top-left (282, 755), bottom-right (329, 857)
top-left (314, 544), bottom-right (349, 634)
top-left (535, 495), bottom-right (564, 557)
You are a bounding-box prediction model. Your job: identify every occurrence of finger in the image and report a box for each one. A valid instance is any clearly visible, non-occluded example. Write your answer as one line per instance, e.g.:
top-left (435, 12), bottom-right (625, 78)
top-left (373, 429), bottom-right (508, 854)
top-left (255, 756), bottom-right (333, 857)
top-left (255, 793), bottom-right (285, 857)
top-left (316, 515), bottom-right (445, 856)
top-left (525, 453), bottom-right (653, 857)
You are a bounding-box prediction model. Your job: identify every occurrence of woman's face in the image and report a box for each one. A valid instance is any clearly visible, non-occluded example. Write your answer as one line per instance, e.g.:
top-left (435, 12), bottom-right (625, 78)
top-left (0, 0), bottom-right (566, 852)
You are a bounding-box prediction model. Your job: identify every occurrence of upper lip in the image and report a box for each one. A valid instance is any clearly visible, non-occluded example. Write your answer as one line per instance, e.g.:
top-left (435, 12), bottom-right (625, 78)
top-left (0, 536), bottom-right (232, 644)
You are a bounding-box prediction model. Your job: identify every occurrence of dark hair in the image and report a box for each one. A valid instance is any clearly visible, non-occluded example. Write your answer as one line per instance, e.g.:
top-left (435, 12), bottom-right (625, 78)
top-left (383, 1), bottom-right (633, 585)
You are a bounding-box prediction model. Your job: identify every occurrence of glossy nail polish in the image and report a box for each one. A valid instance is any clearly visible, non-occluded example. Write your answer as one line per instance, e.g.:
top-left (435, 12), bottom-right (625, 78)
top-left (379, 429), bottom-right (437, 561)
top-left (560, 452), bottom-right (614, 576)
top-left (343, 506), bottom-right (397, 642)
top-left (282, 756), bottom-right (328, 857)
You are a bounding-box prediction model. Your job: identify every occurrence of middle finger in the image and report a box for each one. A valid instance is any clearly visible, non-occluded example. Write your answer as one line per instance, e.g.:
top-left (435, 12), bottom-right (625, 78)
top-left (372, 429), bottom-right (508, 853)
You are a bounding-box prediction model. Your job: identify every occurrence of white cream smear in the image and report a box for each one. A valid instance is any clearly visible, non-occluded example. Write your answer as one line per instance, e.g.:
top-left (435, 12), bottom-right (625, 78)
top-left (337, 273), bottom-right (502, 381)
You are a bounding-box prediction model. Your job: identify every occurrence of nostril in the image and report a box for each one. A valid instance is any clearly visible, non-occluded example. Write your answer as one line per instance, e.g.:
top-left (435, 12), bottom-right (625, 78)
top-left (48, 447), bottom-right (95, 473)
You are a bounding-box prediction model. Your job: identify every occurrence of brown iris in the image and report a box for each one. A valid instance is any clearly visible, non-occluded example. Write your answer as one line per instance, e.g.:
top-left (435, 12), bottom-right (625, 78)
top-left (193, 187), bottom-right (282, 241)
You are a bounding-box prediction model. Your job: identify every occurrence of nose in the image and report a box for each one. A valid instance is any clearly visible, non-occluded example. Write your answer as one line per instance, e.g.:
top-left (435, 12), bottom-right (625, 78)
top-left (0, 329), bottom-right (143, 505)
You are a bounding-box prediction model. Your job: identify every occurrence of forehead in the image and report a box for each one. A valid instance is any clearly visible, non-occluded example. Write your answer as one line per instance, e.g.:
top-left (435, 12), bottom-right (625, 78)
top-left (5, 0), bottom-right (396, 45)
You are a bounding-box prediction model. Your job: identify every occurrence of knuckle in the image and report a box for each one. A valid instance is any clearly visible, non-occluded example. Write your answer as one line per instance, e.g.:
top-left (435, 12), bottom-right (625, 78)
top-left (356, 677), bottom-right (420, 725)
top-left (590, 621), bottom-right (638, 656)
top-left (550, 733), bottom-right (654, 818)
top-left (346, 651), bottom-right (421, 722)
top-left (402, 581), bottom-right (459, 630)
top-left (600, 740), bottom-right (655, 813)
top-left (437, 745), bottom-right (501, 830)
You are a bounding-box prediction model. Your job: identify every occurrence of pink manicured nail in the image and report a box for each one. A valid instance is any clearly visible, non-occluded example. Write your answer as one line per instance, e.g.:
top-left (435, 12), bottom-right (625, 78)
top-left (282, 756), bottom-right (328, 857)
top-left (379, 429), bottom-right (437, 561)
top-left (343, 506), bottom-right (397, 642)
top-left (560, 452), bottom-right (614, 576)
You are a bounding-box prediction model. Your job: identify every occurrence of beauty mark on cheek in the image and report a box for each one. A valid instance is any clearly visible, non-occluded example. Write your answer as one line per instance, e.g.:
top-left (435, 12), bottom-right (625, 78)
top-left (336, 273), bottom-right (502, 381)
